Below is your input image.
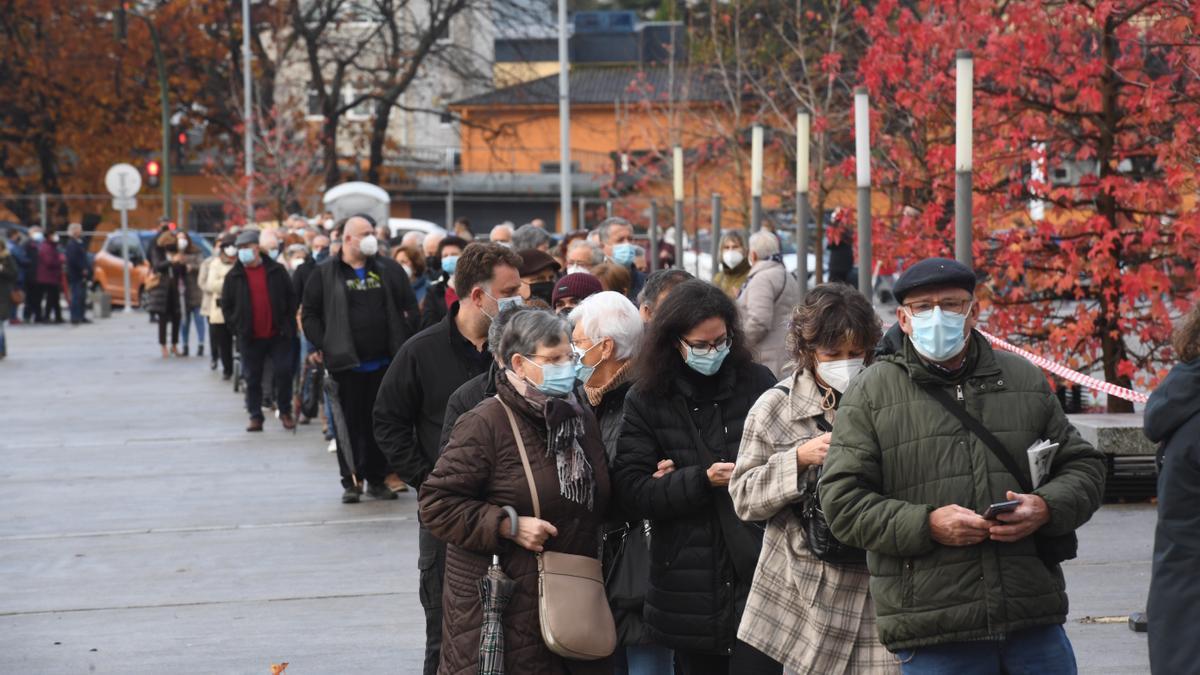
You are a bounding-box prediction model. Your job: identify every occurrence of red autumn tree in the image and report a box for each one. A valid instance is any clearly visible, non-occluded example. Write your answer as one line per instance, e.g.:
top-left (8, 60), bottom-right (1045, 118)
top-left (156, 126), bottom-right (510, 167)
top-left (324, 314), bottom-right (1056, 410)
top-left (855, 0), bottom-right (1200, 412)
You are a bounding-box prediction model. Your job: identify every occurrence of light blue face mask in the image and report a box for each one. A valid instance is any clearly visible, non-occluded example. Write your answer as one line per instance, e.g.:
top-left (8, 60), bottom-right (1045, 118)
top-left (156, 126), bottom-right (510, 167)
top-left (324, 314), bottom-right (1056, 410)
top-left (237, 248), bottom-right (257, 265)
top-left (267, 249), bottom-right (280, 261)
top-left (573, 342), bottom-right (603, 386)
top-left (526, 359), bottom-right (577, 397)
top-left (908, 306), bottom-right (969, 362)
top-left (440, 255), bottom-right (459, 276)
top-left (680, 339), bottom-right (731, 376)
top-left (612, 242), bottom-right (637, 266)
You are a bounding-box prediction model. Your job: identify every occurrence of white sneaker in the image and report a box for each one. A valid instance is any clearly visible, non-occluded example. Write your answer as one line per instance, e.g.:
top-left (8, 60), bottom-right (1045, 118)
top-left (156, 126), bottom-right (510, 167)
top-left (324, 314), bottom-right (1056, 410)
top-left (327, 439), bottom-right (337, 454)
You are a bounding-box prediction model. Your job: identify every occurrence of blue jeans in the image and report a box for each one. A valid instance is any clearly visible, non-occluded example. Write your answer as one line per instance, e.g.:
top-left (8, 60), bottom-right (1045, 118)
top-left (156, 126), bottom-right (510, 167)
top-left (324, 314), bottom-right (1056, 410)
top-left (69, 280), bottom-right (87, 323)
top-left (614, 645), bottom-right (674, 675)
top-left (897, 625), bottom-right (1077, 675)
top-left (181, 306), bottom-right (206, 348)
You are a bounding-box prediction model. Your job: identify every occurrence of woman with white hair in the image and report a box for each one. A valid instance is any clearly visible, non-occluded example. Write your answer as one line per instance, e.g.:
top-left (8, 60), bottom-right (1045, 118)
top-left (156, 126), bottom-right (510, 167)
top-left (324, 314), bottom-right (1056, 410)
top-left (736, 230), bottom-right (801, 378)
top-left (570, 292), bottom-right (672, 674)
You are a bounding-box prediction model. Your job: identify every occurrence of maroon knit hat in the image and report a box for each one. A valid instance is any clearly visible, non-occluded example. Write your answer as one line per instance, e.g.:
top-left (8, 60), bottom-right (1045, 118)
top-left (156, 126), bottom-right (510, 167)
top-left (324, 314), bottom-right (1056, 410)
top-left (551, 272), bottom-right (603, 305)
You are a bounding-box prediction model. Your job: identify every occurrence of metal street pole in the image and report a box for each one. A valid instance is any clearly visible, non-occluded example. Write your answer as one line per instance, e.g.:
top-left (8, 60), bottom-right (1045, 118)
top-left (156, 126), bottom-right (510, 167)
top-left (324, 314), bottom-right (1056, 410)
top-left (120, 206), bottom-right (131, 312)
top-left (955, 50), bottom-right (974, 271)
top-left (147, 18), bottom-right (171, 221)
top-left (673, 204), bottom-right (684, 270)
top-left (710, 193), bottom-right (722, 281)
top-left (557, 0), bottom-right (572, 232)
top-left (242, 0), bottom-right (254, 225)
top-left (750, 125), bottom-right (763, 232)
top-left (796, 111), bottom-right (810, 298)
top-left (672, 146), bottom-right (685, 273)
top-left (648, 200), bottom-right (659, 272)
top-left (854, 87), bottom-right (873, 301)
top-left (445, 148), bottom-right (455, 228)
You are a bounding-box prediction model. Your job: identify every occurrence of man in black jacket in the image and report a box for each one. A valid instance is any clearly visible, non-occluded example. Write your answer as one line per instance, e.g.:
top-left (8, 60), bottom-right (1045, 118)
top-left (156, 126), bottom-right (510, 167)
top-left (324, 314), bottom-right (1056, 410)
top-left (222, 229), bottom-right (298, 432)
top-left (302, 214), bottom-right (419, 504)
top-left (64, 223), bottom-right (91, 324)
top-left (373, 241), bottom-right (522, 675)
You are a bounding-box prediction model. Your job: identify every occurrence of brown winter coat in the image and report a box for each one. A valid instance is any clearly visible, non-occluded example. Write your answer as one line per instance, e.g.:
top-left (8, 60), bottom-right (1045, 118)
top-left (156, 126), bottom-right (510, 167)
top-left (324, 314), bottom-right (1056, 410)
top-left (419, 378), bottom-right (613, 675)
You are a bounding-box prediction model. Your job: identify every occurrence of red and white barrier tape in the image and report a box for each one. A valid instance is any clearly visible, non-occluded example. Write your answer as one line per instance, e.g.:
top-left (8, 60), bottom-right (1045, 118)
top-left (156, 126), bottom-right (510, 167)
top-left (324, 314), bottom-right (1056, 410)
top-left (977, 329), bottom-right (1150, 404)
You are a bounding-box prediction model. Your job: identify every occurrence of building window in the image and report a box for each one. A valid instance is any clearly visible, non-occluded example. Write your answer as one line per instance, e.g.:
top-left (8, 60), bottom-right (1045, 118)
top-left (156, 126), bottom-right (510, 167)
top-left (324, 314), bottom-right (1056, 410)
top-left (435, 17), bottom-right (452, 43)
top-left (439, 109), bottom-right (454, 127)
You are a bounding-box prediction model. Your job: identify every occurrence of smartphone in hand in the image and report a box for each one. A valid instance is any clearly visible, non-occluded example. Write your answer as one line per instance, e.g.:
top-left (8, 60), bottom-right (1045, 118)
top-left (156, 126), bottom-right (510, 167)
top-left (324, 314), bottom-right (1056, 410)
top-left (982, 499), bottom-right (1021, 520)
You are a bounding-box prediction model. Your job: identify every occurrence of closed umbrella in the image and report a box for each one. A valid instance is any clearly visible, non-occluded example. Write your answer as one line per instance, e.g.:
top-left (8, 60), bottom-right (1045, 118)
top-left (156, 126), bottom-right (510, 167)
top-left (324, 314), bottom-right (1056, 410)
top-left (322, 371), bottom-right (358, 488)
top-left (478, 505), bottom-right (520, 675)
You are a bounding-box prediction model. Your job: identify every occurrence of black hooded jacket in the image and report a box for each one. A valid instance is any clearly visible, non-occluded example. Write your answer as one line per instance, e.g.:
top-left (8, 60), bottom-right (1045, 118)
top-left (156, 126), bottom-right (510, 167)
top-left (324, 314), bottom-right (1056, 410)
top-left (1144, 358), bottom-right (1200, 675)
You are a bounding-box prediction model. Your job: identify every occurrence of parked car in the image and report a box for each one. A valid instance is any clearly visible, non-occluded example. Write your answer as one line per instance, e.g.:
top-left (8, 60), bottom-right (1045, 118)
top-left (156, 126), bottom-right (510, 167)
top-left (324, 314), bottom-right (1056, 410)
top-left (386, 218), bottom-right (444, 242)
top-left (92, 229), bottom-right (212, 307)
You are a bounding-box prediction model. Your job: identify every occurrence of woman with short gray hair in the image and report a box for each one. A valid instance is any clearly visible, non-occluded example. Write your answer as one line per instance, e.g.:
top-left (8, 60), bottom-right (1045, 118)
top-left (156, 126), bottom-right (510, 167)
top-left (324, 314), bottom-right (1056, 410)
top-left (419, 309), bottom-right (613, 674)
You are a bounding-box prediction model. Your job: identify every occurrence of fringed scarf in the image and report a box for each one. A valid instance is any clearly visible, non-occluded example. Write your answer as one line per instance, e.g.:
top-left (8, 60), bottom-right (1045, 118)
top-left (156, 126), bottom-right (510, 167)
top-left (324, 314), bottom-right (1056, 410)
top-left (500, 370), bottom-right (595, 510)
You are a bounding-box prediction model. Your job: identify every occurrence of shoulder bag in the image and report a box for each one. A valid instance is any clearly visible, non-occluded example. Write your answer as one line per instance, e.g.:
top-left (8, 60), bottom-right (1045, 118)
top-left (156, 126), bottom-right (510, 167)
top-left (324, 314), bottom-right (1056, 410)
top-left (920, 383), bottom-right (1078, 568)
top-left (777, 386), bottom-right (868, 565)
top-left (497, 398), bottom-right (617, 661)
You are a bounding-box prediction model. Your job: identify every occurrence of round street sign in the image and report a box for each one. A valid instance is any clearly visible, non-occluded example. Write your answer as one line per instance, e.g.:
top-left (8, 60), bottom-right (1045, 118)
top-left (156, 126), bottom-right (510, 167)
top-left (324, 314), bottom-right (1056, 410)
top-left (105, 163), bottom-right (142, 198)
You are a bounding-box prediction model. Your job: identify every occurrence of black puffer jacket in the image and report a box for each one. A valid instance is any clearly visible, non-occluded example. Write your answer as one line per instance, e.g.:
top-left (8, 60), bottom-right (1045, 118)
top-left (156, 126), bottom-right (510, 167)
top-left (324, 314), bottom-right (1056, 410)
top-left (613, 362), bottom-right (776, 655)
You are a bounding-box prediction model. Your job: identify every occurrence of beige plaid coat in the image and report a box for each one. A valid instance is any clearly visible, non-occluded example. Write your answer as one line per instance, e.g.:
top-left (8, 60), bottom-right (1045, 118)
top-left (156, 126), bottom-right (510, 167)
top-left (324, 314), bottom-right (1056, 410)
top-left (729, 371), bottom-right (898, 675)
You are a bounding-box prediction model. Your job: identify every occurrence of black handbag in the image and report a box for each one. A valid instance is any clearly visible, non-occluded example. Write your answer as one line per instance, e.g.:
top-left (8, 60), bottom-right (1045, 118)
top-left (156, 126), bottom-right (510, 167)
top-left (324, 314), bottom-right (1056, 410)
top-left (779, 385), bottom-right (867, 566)
top-left (300, 364), bottom-right (324, 420)
top-left (919, 384), bottom-right (1078, 568)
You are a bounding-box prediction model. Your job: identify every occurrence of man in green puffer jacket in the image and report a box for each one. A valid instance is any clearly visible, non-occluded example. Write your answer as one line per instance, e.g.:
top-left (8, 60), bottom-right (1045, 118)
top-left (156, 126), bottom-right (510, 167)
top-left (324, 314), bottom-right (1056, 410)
top-left (820, 257), bottom-right (1106, 673)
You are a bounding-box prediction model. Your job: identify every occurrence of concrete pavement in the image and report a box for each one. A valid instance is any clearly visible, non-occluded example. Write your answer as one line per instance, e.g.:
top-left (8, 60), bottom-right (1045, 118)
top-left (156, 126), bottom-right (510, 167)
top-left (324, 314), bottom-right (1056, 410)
top-left (0, 312), bottom-right (1153, 673)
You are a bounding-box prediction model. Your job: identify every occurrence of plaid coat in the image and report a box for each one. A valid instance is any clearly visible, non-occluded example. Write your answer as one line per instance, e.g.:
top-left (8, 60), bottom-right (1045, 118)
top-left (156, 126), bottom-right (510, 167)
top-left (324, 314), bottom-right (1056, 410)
top-left (729, 371), bottom-right (897, 674)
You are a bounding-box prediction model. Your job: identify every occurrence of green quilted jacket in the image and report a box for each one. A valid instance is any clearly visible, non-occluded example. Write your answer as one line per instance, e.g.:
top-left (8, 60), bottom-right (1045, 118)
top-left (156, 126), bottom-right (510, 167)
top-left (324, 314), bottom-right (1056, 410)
top-left (818, 331), bottom-right (1106, 650)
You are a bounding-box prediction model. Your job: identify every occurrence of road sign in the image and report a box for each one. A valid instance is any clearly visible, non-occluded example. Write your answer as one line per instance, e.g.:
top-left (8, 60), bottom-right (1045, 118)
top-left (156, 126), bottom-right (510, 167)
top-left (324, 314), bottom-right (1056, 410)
top-left (105, 163), bottom-right (142, 198)
top-left (112, 197), bottom-right (137, 211)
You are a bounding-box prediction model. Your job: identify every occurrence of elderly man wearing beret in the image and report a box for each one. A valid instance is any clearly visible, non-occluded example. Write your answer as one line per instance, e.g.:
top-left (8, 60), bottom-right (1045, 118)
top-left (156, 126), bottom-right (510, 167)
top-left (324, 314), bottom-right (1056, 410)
top-left (819, 257), bottom-right (1106, 674)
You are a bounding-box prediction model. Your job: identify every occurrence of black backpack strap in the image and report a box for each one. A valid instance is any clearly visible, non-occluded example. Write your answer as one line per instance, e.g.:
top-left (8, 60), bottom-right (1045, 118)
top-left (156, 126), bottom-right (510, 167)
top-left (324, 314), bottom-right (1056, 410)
top-left (921, 384), bottom-right (1033, 493)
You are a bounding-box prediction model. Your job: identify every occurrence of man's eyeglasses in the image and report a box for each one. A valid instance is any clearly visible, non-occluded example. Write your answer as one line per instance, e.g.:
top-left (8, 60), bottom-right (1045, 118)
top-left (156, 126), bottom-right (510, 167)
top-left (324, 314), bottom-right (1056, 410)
top-left (679, 336), bottom-right (733, 356)
top-left (523, 352), bottom-right (579, 367)
top-left (902, 299), bottom-right (974, 318)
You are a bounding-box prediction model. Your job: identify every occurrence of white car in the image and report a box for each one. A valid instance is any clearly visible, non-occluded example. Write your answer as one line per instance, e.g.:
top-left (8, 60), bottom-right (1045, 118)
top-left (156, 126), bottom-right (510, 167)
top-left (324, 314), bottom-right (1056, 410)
top-left (386, 218), bottom-right (445, 241)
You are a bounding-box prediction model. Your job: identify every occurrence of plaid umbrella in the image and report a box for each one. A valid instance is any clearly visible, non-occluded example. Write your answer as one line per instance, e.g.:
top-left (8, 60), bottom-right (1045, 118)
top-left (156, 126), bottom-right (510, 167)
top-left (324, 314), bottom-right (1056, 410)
top-left (478, 506), bottom-right (520, 675)
top-left (322, 371), bottom-right (359, 488)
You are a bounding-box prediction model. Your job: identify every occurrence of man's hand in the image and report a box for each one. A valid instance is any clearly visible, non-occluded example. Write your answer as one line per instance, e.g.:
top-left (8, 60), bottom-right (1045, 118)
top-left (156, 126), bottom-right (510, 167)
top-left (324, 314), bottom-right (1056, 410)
top-left (307, 351), bottom-right (323, 366)
top-left (930, 504), bottom-right (992, 547)
top-left (500, 515), bottom-right (558, 552)
top-left (706, 462), bottom-right (736, 487)
top-left (989, 491), bottom-right (1051, 543)
top-left (652, 459), bottom-right (676, 479)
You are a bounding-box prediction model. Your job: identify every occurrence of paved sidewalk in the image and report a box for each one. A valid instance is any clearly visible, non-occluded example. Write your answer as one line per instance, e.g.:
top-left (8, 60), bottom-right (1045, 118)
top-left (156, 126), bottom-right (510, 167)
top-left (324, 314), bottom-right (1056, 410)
top-left (0, 313), bottom-right (1152, 673)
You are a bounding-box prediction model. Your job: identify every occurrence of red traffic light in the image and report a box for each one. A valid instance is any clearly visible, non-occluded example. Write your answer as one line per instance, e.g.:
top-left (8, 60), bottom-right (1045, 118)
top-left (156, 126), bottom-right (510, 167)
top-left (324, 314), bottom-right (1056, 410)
top-left (177, 131), bottom-right (187, 146)
top-left (146, 160), bottom-right (160, 177)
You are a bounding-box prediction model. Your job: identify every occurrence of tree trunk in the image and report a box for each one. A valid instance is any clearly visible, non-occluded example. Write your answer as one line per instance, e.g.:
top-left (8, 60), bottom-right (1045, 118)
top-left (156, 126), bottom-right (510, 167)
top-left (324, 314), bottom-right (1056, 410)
top-left (365, 101), bottom-right (392, 185)
top-left (321, 114), bottom-right (340, 189)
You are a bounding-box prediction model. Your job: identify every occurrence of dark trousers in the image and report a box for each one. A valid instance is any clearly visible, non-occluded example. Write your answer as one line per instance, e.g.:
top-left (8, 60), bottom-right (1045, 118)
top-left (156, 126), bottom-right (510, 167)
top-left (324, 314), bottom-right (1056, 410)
top-left (41, 283), bottom-right (61, 322)
top-left (676, 641), bottom-right (781, 675)
top-left (158, 307), bottom-right (181, 346)
top-left (242, 334), bottom-right (293, 421)
top-left (417, 523), bottom-right (446, 675)
top-left (330, 368), bottom-right (390, 489)
top-left (69, 279), bottom-right (86, 323)
top-left (210, 322), bottom-right (234, 376)
top-left (23, 282), bottom-right (41, 321)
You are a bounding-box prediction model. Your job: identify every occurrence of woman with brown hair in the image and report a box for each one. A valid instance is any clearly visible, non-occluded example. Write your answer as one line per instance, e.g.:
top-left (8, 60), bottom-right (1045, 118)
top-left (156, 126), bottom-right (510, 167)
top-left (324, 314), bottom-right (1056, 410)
top-left (147, 230), bottom-right (191, 357)
top-left (728, 283), bottom-right (895, 675)
top-left (392, 244), bottom-right (428, 306)
top-left (589, 261), bottom-right (632, 298)
top-left (1145, 301), bottom-right (1200, 675)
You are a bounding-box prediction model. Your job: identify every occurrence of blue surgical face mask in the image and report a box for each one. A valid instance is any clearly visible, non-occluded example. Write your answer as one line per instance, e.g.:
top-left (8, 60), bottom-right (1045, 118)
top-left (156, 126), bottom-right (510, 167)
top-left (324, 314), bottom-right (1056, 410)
top-left (573, 342), bottom-right (604, 386)
top-left (612, 242), bottom-right (637, 266)
top-left (526, 359), bottom-right (576, 397)
top-left (267, 248), bottom-right (280, 261)
top-left (484, 291), bottom-right (524, 319)
top-left (440, 255), bottom-right (459, 276)
top-left (237, 248), bottom-right (257, 265)
top-left (680, 339), bottom-right (731, 376)
top-left (908, 306), bottom-right (970, 362)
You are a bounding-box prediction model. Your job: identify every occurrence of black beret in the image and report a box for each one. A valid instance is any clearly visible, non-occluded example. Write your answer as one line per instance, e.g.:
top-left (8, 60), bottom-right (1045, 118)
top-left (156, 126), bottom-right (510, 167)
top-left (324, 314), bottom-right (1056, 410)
top-left (893, 257), bottom-right (976, 303)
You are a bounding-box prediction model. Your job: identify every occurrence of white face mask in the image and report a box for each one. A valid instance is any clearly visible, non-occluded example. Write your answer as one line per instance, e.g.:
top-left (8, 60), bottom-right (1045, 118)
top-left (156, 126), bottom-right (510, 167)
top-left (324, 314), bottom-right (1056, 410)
top-left (566, 264), bottom-right (589, 276)
top-left (815, 358), bottom-right (866, 394)
top-left (177, 238), bottom-right (188, 251)
top-left (401, 264), bottom-right (414, 278)
top-left (358, 235), bottom-right (379, 257)
top-left (722, 250), bottom-right (744, 269)
top-left (322, 219), bottom-right (334, 231)
top-left (222, 245), bottom-right (237, 258)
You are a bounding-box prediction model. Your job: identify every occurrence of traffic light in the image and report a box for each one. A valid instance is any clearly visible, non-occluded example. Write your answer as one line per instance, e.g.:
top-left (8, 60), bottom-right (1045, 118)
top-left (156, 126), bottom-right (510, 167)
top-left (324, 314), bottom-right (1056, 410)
top-left (177, 131), bottom-right (187, 146)
top-left (146, 159), bottom-right (161, 187)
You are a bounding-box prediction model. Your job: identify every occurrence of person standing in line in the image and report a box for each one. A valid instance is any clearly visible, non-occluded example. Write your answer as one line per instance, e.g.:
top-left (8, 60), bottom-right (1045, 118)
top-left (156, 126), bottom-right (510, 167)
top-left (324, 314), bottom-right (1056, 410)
top-left (511, 223), bottom-right (552, 253)
top-left (302, 214), bottom-right (419, 503)
top-left (221, 229), bottom-right (298, 432)
top-left (21, 227), bottom-right (43, 323)
top-left (613, 280), bottom-right (780, 675)
top-left (419, 235), bottom-right (468, 329)
top-left (736, 231), bottom-right (801, 378)
top-left (515, 248), bottom-right (561, 305)
top-left (36, 231), bottom-right (65, 324)
top-left (64, 223), bottom-right (92, 325)
top-left (551, 271), bottom-right (602, 316)
top-left (729, 284), bottom-right (895, 675)
top-left (819, 257), bottom-right (1106, 674)
top-left (712, 231), bottom-right (751, 299)
top-left (1144, 302), bottom-right (1200, 675)
top-left (488, 223), bottom-right (513, 246)
top-left (201, 235), bottom-right (237, 378)
top-left (148, 230), bottom-right (184, 356)
top-left (0, 238), bottom-right (17, 357)
top-left (176, 232), bottom-right (205, 357)
top-left (373, 242), bottom-right (523, 675)
top-left (595, 217), bottom-right (645, 301)
top-left (635, 268), bottom-right (693, 323)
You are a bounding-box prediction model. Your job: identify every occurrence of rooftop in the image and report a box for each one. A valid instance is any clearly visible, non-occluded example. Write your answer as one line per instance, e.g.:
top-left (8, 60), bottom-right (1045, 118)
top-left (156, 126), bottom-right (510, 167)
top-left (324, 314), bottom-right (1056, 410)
top-left (453, 66), bottom-right (725, 107)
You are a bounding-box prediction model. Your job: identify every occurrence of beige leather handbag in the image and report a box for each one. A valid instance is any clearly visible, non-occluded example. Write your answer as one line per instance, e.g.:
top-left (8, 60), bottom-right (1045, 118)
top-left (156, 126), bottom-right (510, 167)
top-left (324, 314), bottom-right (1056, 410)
top-left (498, 398), bottom-right (617, 661)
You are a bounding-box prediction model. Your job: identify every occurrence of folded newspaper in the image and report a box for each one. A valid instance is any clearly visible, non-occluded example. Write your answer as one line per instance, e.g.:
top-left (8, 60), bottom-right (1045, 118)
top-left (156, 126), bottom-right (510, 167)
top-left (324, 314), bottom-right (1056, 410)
top-left (1027, 439), bottom-right (1059, 488)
